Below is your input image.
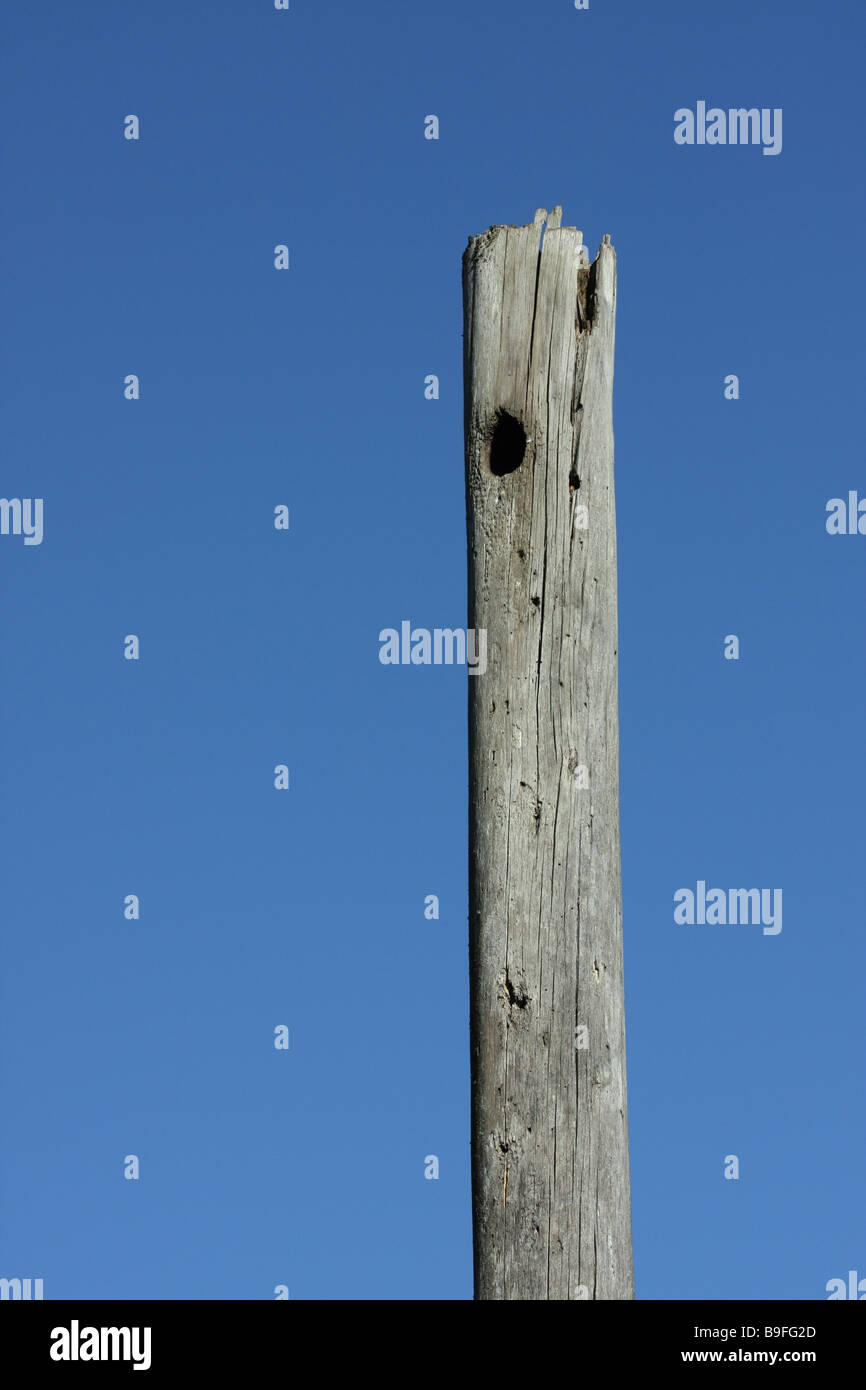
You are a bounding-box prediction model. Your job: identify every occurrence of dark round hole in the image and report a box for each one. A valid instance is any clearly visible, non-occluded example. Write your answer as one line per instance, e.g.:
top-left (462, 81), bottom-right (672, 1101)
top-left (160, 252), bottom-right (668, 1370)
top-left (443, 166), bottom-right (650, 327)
top-left (489, 410), bottom-right (526, 477)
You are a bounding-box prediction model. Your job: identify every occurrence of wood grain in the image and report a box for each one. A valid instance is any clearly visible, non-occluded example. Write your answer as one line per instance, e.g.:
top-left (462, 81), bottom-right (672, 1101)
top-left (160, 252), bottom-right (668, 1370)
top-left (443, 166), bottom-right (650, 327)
top-left (464, 209), bottom-right (633, 1300)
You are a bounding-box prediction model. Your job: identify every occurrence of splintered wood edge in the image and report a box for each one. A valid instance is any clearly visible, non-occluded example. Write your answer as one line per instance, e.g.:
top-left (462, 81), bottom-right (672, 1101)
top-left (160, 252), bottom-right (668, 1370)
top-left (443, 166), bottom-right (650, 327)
top-left (464, 208), bottom-right (614, 268)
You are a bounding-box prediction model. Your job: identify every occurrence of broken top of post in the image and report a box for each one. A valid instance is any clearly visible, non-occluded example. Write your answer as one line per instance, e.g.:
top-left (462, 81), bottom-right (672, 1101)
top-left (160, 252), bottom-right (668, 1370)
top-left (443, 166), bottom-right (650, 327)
top-left (462, 206), bottom-right (617, 462)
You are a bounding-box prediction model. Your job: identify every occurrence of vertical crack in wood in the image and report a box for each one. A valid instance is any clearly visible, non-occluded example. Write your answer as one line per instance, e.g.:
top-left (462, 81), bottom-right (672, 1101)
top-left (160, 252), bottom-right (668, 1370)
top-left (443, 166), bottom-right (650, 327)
top-left (465, 209), bottom-right (632, 1301)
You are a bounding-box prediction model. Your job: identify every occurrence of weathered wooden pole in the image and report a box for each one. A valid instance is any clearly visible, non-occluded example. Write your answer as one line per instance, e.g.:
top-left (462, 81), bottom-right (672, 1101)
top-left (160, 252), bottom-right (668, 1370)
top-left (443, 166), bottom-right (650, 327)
top-left (464, 207), bottom-right (633, 1301)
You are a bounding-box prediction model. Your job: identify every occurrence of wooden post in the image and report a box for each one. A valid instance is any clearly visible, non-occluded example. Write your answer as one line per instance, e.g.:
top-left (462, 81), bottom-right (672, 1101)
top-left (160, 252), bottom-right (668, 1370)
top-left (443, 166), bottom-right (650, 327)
top-left (464, 207), bottom-right (633, 1301)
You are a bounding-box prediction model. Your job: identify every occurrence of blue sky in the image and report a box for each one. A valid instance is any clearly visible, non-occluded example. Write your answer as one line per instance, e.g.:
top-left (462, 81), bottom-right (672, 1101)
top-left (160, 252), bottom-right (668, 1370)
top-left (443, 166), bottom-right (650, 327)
top-left (1, 0), bottom-right (864, 1300)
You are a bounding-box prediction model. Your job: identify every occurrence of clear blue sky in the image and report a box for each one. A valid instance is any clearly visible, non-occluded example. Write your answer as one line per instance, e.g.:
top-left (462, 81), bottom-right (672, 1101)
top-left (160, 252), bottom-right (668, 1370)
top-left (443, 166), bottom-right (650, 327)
top-left (2, 0), bottom-right (864, 1301)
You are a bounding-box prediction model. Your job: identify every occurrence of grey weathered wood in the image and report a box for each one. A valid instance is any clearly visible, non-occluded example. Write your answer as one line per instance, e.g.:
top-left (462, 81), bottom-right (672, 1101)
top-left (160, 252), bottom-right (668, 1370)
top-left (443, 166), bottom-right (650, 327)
top-left (464, 207), bottom-right (633, 1301)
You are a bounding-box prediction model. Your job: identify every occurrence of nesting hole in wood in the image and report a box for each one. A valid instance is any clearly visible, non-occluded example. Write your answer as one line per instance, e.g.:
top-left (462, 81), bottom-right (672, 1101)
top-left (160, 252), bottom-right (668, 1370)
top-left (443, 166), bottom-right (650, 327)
top-left (489, 409), bottom-right (526, 477)
top-left (504, 976), bottom-right (529, 1010)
